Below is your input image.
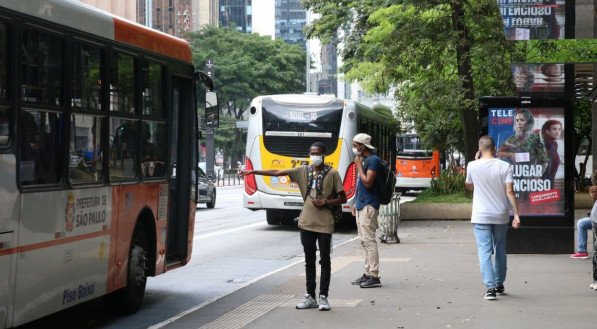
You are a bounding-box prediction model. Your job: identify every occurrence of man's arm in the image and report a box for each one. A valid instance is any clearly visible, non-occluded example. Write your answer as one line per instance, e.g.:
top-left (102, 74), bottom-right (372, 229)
top-left (506, 182), bottom-right (521, 229)
top-left (355, 156), bottom-right (378, 189)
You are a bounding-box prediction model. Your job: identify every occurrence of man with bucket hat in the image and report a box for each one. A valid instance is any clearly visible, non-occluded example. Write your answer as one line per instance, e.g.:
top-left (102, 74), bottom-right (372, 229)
top-left (351, 133), bottom-right (383, 288)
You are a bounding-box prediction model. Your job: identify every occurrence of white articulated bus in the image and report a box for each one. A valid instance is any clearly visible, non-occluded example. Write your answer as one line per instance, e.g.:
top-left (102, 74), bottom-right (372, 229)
top-left (243, 94), bottom-right (396, 225)
top-left (0, 1), bottom-right (217, 327)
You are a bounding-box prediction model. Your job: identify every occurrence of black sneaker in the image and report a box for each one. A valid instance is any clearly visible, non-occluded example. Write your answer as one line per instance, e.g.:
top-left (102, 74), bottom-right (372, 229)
top-left (495, 285), bottom-right (505, 295)
top-left (484, 288), bottom-right (497, 300)
top-left (352, 273), bottom-right (368, 285)
top-left (360, 276), bottom-right (381, 288)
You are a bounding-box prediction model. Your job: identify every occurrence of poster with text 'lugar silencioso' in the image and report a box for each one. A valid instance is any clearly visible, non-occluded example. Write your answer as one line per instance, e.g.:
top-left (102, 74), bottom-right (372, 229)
top-left (488, 107), bottom-right (564, 216)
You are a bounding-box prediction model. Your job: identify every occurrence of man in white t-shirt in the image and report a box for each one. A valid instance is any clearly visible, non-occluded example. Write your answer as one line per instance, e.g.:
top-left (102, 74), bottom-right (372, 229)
top-left (466, 135), bottom-right (521, 300)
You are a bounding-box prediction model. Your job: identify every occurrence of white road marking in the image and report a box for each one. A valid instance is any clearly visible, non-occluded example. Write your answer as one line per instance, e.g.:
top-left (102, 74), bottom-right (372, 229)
top-left (193, 222), bottom-right (266, 241)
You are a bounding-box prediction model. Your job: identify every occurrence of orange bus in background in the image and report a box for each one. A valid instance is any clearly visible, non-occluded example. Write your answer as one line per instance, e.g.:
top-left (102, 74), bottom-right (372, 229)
top-left (395, 133), bottom-right (440, 192)
top-left (0, 1), bottom-right (216, 327)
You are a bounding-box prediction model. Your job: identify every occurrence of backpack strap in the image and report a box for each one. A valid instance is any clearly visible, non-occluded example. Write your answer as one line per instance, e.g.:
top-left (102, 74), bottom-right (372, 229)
top-left (306, 165), bottom-right (314, 197)
top-left (306, 165), bottom-right (332, 197)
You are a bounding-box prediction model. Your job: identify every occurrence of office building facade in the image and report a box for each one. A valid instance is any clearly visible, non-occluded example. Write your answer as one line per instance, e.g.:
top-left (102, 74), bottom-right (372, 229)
top-left (219, 0), bottom-right (252, 33)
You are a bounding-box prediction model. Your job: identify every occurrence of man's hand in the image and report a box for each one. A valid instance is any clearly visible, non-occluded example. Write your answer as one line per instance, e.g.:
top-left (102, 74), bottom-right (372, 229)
top-left (312, 198), bottom-right (326, 208)
top-left (351, 205), bottom-right (356, 217)
top-left (354, 156), bottom-right (362, 168)
top-left (512, 214), bottom-right (521, 229)
top-left (238, 170), bottom-right (252, 177)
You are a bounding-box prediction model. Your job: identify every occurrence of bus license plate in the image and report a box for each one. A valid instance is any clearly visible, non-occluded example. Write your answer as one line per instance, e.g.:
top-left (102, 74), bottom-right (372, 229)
top-left (284, 202), bottom-right (303, 207)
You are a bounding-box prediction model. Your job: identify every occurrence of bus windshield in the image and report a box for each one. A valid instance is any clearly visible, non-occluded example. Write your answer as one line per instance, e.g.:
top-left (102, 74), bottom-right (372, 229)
top-left (396, 134), bottom-right (431, 156)
top-left (262, 99), bottom-right (343, 157)
top-left (262, 101), bottom-right (342, 136)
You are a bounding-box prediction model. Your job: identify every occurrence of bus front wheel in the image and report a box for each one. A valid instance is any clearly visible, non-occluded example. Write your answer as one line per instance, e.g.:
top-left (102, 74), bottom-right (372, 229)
top-left (104, 223), bottom-right (149, 314)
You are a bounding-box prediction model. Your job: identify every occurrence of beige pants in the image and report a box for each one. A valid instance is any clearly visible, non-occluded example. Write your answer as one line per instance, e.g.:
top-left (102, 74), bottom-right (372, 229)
top-left (357, 205), bottom-right (379, 278)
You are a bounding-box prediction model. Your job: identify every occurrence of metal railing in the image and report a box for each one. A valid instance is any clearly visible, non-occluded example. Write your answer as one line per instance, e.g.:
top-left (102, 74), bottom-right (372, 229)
top-left (210, 168), bottom-right (244, 187)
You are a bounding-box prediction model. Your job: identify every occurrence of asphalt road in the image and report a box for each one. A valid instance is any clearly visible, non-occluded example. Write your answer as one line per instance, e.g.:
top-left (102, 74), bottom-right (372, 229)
top-left (19, 186), bottom-right (414, 329)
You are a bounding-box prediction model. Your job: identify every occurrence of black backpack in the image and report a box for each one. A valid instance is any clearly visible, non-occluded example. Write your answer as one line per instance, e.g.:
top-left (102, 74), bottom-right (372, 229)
top-left (376, 158), bottom-right (396, 205)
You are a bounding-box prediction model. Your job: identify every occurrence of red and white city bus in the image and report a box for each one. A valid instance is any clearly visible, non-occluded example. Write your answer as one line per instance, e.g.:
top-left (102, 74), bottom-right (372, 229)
top-left (395, 133), bottom-right (441, 192)
top-left (0, 1), bottom-right (216, 327)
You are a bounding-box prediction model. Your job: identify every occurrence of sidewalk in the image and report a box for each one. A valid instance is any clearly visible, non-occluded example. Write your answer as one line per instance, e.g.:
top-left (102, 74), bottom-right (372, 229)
top-left (164, 219), bottom-right (597, 329)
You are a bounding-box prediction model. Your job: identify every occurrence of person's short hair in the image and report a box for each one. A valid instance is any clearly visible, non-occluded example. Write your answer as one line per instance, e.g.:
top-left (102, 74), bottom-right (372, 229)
top-left (514, 109), bottom-right (535, 134)
top-left (311, 142), bottom-right (326, 154)
top-left (478, 135), bottom-right (495, 151)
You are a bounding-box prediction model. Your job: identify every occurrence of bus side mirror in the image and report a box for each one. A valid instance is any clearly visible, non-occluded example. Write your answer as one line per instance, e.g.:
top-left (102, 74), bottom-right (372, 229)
top-left (205, 91), bottom-right (219, 129)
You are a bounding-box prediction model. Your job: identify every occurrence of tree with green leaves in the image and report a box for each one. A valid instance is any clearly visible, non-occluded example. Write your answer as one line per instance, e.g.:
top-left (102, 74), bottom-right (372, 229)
top-left (187, 26), bottom-right (306, 119)
top-left (303, 0), bottom-right (516, 162)
top-left (187, 26), bottom-right (307, 163)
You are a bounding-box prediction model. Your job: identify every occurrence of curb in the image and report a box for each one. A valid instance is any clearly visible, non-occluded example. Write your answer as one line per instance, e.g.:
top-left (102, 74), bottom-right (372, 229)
top-left (400, 202), bottom-right (471, 220)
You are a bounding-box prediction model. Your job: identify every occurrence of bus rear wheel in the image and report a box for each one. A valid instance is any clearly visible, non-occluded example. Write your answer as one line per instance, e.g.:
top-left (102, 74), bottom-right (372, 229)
top-left (104, 223), bottom-right (149, 314)
top-left (266, 210), bottom-right (281, 225)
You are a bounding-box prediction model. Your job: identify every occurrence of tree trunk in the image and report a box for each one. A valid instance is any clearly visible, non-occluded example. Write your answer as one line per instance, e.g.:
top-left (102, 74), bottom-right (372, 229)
top-left (451, 0), bottom-right (479, 164)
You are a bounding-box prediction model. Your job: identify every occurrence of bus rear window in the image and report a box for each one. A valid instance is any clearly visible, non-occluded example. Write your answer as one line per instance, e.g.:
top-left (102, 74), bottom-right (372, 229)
top-left (262, 101), bottom-right (343, 157)
top-left (397, 135), bottom-right (429, 154)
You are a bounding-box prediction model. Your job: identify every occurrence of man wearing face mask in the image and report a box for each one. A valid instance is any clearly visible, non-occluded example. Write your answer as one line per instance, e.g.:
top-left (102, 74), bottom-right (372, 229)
top-left (351, 133), bottom-right (383, 288)
top-left (239, 142), bottom-right (346, 311)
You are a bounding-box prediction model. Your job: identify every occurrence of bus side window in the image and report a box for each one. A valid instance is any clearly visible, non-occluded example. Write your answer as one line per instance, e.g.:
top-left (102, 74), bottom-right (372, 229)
top-left (69, 114), bottom-right (104, 184)
top-left (109, 118), bottom-right (138, 181)
top-left (0, 109), bottom-right (8, 146)
top-left (18, 110), bottom-right (65, 185)
top-left (141, 121), bottom-right (167, 178)
top-left (0, 22), bottom-right (9, 147)
top-left (21, 30), bottom-right (62, 107)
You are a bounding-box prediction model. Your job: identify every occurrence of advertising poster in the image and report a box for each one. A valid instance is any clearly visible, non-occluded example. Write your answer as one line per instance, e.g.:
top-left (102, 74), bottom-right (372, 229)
top-left (488, 107), bottom-right (565, 216)
top-left (498, 0), bottom-right (566, 40)
top-left (512, 63), bottom-right (565, 93)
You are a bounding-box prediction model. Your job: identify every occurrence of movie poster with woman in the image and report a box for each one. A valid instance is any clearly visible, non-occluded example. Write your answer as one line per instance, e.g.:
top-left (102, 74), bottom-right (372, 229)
top-left (488, 107), bottom-right (565, 216)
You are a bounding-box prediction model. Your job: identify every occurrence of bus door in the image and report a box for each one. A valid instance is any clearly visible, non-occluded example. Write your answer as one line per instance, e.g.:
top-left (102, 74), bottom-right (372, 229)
top-left (166, 78), bottom-right (194, 266)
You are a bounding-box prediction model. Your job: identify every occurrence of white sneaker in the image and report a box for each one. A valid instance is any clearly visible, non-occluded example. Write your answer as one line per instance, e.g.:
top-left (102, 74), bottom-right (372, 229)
top-left (590, 282), bottom-right (597, 290)
top-left (296, 294), bottom-right (318, 309)
top-left (318, 295), bottom-right (331, 311)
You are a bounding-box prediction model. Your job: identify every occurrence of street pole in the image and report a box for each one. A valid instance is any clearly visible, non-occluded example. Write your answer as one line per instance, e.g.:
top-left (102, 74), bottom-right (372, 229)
top-left (305, 10), bottom-right (310, 92)
top-left (206, 127), bottom-right (215, 179)
top-left (204, 59), bottom-right (215, 179)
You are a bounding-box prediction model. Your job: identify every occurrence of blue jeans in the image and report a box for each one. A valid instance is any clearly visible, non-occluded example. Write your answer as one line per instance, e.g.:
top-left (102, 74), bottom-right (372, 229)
top-left (576, 217), bottom-right (593, 253)
top-left (473, 223), bottom-right (508, 289)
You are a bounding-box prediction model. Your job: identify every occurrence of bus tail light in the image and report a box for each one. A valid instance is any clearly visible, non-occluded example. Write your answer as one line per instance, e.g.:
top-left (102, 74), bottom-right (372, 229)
top-left (244, 158), bottom-right (257, 195)
top-left (343, 162), bottom-right (356, 199)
